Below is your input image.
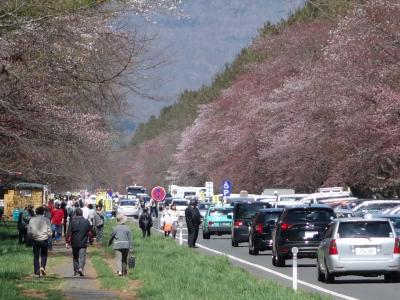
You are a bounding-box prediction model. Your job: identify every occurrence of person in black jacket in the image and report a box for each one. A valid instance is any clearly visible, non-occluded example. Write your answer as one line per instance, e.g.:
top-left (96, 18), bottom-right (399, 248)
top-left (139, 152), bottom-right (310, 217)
top-left (139, 208), bottom-right (153, 238)
top-left (185, 199), bottom-right (201, 248)
top-left (66, 208), bottom-right (92, 276)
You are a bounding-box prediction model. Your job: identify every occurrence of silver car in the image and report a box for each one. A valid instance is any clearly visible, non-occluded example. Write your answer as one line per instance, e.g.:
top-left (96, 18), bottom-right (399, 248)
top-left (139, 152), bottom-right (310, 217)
top-left (317, 218), bottom-right (400, 283)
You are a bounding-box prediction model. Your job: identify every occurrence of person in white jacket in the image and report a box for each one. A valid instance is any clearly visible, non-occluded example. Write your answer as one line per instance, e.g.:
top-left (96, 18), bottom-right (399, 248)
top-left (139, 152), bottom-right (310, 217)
top-left (28, 206), bottom-right (52, 277)
top-left (161, 204), bottom-right (173, 237)
top-left (170, 203), bottom-right (179, 239)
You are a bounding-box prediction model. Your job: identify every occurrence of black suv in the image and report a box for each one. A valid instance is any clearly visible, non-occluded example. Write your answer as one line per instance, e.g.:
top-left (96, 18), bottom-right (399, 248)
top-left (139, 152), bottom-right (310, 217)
top-left (248, 208), bottom-right (284, 255)
top-left (272, 204), bottom-right (334, 267)
top-left (230, 201), bottom-right (270, 247)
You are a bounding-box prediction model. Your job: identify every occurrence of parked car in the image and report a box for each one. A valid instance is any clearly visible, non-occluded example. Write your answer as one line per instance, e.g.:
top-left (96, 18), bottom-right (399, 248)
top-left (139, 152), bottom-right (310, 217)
top-left (272, 204), bottom-right (334, 267)
top-left (171, 199), bottom-right (189, 217)
top-left (248, 208), bottom-right (284, 255)
top-left (317, 218), bottom-right (400, 283)
top-left (117, 199), bottom-right (138, 218)
top-left (230, 201), bottom-right (270, 247)
top-left (352, 200), bottom-right (400, 218)
top-left (202, 206), bottom-right (233, 239)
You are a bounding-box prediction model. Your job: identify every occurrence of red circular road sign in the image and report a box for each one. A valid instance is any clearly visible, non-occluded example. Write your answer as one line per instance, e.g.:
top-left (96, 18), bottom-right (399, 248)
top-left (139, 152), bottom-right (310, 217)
top-left (151, 186), bottom-right (166, 202)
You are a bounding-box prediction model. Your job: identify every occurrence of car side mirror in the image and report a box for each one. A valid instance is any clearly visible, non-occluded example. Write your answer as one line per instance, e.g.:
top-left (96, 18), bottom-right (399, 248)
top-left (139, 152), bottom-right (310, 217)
top-left (227, 215), bottom-right (232, 219)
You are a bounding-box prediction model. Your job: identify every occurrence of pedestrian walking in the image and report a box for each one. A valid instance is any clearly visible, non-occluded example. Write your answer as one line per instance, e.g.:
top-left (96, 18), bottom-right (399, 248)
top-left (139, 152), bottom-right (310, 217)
top-left (43, 205), bottom-right (53, 251)
top-left (51, 203), bottom-right (64, 242)
top-left (185, 199), bottom-right (201, 248)
top-left (22, 204), bottom-right (35, 247)
top-left (66, 208), bottom-right (92, 276)
top-left (170, 203), bottom-right (179, 239)
top-left (150, 199), bottom-right (158, 218)
top-left (61, 201), bottom-right (68, 237)
top-left (161, 204), bottom-right (173, 237)
top-left (139, 208), bottom-right (153, 238)
top-left (94, 205), bottom-right (105, 243)
top-left (27, 206), bottom-right (52, 277)
top-left (108, 213), bottom-right (133, 276)
top-left (17, 205), bottom-right (27, 244)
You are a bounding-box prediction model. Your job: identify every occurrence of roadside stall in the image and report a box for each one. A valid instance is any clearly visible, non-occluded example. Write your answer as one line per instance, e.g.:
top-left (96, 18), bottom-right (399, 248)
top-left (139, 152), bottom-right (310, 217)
top-left (3, 182), bottom-right (47, 220)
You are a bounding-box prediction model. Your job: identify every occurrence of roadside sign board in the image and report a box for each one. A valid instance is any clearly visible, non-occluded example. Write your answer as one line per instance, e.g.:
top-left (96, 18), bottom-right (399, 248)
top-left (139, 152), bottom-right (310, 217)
top-left (151, 186), bottom-right (167, 202)
top-left (205, 181), bottom-right (214, 197)
top-left (222, 180), bottom-right (232, 197)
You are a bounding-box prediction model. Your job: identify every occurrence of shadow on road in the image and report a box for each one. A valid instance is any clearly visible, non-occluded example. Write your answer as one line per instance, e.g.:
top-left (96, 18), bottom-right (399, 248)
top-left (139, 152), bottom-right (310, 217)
top-left (284, 263), bottom-right (316, 268)
top-left (333, 278), bottom-right (386, 284)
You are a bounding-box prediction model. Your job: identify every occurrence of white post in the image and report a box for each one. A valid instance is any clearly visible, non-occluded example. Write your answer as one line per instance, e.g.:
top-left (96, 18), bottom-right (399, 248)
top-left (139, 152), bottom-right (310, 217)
top-left (179, 222), bottom-right (183, 245)
top-left (292, 247), bottom-right (298, 291)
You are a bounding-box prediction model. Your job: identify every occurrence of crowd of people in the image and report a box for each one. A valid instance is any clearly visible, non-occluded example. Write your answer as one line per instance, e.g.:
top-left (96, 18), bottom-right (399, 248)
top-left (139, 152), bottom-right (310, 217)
top-left (16, 195), bottom-right (204, 278)
top-left (17, 197), bottom-right (113, 277)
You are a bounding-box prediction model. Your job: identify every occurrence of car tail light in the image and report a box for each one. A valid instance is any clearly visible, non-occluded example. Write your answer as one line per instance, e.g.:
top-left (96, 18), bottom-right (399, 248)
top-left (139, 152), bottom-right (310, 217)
top-left (394, 238), bottom-right (400, 254)
top-left (281, 223), bottom-right (289, 231)
top-left (256, 224), bottom-right (263, 234)
top-left (234, 220), bottom-right (243, 228)
top-left (208, 221), bottom-right (214, 226)
top-left (329, 239), bottom-right (338, 255)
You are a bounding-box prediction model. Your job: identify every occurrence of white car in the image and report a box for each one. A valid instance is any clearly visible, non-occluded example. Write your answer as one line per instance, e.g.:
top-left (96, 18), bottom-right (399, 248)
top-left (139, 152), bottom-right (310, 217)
top-left (118, 199), bottom-right (139, 218)
top-left (171, 199), bottom-right (189, 217)
top-left (352, 200), bottom-right (400, 218)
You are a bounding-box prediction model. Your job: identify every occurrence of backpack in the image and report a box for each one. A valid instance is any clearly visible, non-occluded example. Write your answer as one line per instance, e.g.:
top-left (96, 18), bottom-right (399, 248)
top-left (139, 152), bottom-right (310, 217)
top-left (94, 211), bottom-right (104, 226)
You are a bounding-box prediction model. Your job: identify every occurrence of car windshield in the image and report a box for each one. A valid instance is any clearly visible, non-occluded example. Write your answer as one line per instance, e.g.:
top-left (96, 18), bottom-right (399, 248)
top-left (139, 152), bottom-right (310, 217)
top-left (173, 201), bottom-right (188, 206)
top-left (235, 203), bottom-right (269, 219)
top-left (279, 197), bottom-right (300, 202)
top-left (209, 207), bottom-right (233, 216)
top-left (338, 221), bottom-right (393, 238)
top-left (120, 201), bottom-right (135, 206)
top-left (286, 209), bottom-right (333, 223)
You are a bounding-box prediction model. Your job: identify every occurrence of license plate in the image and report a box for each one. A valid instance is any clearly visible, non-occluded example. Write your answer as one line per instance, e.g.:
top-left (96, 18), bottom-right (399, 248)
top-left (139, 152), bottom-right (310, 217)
top-left (355, 247), bottom-right (377, 256)
top-left (222, 222), bottom-right (231, 227)
top-left (304, 231), bottom-right (318, 239)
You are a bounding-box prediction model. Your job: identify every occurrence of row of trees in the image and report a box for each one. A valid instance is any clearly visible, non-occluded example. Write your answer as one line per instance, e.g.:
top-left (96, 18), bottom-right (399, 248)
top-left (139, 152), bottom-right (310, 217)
top-left (172, 0), bottom-right (400, 195)
top-left (0, 0), bottom-right (180, 189)
top-left (120, 0), bottom-right (400, 197)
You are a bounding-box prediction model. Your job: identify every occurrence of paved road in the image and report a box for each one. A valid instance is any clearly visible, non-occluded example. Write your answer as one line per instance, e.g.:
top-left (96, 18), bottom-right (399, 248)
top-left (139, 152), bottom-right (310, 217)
top-left (144, 216), bottom-right (399, 300)
top-left (195, 228), bottom-right (399, 300)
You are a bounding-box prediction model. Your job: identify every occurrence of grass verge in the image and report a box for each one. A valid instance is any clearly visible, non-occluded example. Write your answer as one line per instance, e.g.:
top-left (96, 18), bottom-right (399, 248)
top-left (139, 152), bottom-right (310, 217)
top-left (0, 222), bottom-right (63, 300)
top-left (98, 220), bottom-right (326, 300)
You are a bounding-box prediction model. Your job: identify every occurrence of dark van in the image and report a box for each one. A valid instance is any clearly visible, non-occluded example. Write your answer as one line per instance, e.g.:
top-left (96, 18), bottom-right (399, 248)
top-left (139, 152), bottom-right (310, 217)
top-left (249, 208), bottom-right (284, 255)
top-left (230, 201), bottom-right (270, 247)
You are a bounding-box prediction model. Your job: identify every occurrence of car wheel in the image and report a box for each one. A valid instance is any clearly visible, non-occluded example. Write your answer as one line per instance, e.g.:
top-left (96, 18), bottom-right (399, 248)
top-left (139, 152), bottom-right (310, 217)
top-left (203, 231), bottom-right (210, 239)
top-left (324, 261), bottom-right (335, 283)
top-left (317, 259), bottom-right (325, 282)
top-left (253, 248), bottom-right (259, 255)
top-left (272, 255), bottom-right (276, 266)
top-left (232, 240), bottom-right (239, 247)
top-left (384, 273), bottom-right (400, 283)
top-left (276, 256), bottom-right (285, 267)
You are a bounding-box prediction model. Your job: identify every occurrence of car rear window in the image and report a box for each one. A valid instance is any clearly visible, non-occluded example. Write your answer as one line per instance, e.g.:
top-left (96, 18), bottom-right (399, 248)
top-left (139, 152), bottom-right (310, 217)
top-left (120, 201), bottom-right (135, 206)
top-left (285, 209), bottom-right (333, 223)
top-left (209, 207), bottom-right (233, 216)
top-left (235, 203), bottom-right (269, 219)
top-left (260, 212), bottom-right (282, 223)
top-left (338, 221), bottom-right (393, 238)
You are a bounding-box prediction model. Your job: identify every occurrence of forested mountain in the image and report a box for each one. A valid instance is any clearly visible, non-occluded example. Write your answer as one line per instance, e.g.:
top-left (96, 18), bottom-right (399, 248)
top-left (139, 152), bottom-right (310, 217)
top-left (113, 0), bottom-right (400, 197)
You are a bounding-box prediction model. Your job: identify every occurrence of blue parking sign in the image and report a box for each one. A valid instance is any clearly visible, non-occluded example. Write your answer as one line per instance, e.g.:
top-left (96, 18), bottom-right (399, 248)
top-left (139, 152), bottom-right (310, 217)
top-left (222, 180), bottom-right (232, 196)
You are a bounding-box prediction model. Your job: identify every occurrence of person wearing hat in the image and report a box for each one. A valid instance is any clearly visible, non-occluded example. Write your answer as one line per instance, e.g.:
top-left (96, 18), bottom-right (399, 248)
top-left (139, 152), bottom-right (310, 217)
top-left (185, 199), bottom-right (201, 248)
top-left (66, 208), bottom-right (92, 276)
top-left (108, 213), bottom-right (133, 276)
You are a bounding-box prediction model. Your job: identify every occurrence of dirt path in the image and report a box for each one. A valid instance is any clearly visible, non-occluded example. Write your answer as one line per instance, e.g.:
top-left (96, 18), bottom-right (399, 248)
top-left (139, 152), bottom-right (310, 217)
top-left (48, 243), bottom-right (122, 300)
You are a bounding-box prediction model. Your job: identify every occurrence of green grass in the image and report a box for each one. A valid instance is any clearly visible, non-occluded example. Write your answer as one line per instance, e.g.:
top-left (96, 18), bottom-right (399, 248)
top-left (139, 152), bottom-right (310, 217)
top-left (90, 248), bottom-right (131, 290)
top-left (98, 220), bottom-right (326, 300)
top-left (0, 222), bottom-right (63, 300)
